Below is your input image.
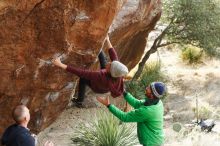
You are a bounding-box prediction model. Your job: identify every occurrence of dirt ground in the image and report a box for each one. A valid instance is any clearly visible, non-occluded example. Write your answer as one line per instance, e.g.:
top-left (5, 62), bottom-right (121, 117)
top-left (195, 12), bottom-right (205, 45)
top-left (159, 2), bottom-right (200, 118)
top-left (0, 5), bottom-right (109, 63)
top-left (38, 48), bottom-right (220, 146)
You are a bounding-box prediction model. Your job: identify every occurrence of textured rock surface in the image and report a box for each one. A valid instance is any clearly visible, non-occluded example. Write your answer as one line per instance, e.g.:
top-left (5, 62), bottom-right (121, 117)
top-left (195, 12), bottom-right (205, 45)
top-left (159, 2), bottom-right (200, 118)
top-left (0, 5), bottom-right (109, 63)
top-left (110, 0), bottom-right (161, 69)
top-left (0, 0), bottom-right (161, 134)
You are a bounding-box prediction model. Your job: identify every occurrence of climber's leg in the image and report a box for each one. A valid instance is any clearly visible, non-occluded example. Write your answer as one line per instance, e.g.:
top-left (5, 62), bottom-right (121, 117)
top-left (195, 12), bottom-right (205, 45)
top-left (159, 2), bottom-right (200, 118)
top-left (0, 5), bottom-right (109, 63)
top-left (98, 50), bottom-right (107, 69)
top-left (72, 78), bottom-right (90, 107)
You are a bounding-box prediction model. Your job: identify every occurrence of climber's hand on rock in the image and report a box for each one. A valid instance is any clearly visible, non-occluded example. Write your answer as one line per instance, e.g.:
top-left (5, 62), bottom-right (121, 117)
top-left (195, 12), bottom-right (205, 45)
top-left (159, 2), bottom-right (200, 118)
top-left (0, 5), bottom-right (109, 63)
top-left (106, 34), bottom-right (113, 49)
top-left (52, 57), bottom-right (62, 66)
top-left (106, 35), bottom-right (111, 44)
top-left (51, 57), bottom-right (67, 69)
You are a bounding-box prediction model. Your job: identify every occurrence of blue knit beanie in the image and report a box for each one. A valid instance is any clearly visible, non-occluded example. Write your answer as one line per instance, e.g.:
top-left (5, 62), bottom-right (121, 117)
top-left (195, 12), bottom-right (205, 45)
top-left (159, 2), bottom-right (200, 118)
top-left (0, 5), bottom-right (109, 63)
top-left (150, 82), bottom-right (166, 98)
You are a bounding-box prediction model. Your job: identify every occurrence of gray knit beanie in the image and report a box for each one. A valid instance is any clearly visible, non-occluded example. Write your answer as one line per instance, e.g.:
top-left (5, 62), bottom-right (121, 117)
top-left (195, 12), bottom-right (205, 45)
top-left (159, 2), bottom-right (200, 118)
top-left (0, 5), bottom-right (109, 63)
top-left (110, 61), bottom-right (128, 77)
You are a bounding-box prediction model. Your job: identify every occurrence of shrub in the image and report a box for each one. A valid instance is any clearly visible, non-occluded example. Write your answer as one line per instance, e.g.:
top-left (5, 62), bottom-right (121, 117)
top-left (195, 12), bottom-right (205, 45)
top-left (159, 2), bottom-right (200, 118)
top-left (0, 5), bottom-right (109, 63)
top-left (181, 46), bottom-right (203, 64)
top-left (198, 106), bottom-right (212, 119)
top-left (71, 111), bottom-right (138, 146)
top-left (126, 62), bottom-right (165, 99)
top-left (140, 62), bottom-right (164, 86)
top-left (126, 80), bottom-right (146, 100)
top-left (193, 104), bottom-right (213, 119)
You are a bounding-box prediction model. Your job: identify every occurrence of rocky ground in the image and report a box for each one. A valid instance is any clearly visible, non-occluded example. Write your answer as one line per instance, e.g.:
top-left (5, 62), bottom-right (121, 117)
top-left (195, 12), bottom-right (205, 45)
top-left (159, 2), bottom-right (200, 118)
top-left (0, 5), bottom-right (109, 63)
top-left (158, 48), bottom-right (220, 146)
top-left (38, 48), bottom-right (220, 146)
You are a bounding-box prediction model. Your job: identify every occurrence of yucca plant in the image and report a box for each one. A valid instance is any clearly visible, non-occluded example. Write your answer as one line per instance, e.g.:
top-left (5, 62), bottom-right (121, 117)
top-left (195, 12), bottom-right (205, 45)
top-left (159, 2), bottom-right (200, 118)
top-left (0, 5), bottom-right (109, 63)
top-left (71, 111), bottom-right (138, 146)
top-left (126, 62), bottom-right (165, 99)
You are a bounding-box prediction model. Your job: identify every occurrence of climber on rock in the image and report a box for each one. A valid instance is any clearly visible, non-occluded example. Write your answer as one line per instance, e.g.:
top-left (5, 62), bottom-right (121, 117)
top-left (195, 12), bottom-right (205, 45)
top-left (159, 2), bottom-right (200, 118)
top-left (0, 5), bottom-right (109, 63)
top-left (52, 35), bottom-right (128, 108)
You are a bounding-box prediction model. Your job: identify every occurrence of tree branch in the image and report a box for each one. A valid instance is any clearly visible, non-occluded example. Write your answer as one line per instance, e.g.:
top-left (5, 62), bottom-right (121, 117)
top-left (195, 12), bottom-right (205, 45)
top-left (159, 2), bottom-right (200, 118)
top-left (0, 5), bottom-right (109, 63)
top-left (157, 41), bottom-right (180, 48)
top-left (132, 18), bottom-right (176, 81)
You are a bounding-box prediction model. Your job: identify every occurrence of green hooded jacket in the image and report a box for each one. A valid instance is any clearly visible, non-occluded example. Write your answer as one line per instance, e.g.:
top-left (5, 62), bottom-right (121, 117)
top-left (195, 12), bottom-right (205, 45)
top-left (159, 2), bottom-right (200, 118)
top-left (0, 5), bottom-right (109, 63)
top-left (108, 92), bottom-right (164, 146)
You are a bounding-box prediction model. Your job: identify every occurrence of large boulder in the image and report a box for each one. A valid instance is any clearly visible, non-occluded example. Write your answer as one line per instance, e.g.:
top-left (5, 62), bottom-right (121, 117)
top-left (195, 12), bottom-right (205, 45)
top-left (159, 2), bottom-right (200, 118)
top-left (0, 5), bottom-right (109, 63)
top-left (0, 0), bottom-right (161, 134)
top-left (110, 0), bottom-right (162, 69)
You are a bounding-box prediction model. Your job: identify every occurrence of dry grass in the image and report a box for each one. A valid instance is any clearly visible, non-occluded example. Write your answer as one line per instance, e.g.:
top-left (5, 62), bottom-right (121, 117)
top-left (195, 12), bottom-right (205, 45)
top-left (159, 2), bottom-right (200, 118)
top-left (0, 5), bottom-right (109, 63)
top-left (165, 125), bottom-right (220, 146)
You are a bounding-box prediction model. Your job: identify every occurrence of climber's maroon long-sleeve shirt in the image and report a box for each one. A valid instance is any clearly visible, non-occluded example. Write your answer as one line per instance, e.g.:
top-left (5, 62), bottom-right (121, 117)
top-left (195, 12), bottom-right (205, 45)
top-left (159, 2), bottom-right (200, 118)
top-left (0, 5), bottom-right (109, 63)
top-left (66, 48), bottom-right (124, 98)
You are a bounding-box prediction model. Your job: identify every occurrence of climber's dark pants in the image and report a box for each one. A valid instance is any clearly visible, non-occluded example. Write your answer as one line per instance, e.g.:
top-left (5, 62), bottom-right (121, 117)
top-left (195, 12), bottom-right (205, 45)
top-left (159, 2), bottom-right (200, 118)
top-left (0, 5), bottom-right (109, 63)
top-left (98, 50), bottom-right (107, 69)
top-left (75, 51), bottom-right (107, 102)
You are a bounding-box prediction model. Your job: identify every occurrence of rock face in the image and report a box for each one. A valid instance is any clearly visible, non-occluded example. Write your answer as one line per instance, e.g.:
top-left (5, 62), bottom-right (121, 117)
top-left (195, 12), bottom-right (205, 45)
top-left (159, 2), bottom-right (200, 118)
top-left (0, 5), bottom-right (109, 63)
top-left (110, 0), bottom-right (162, 69)
top-left (0, 0), bottom-right (161, 134)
